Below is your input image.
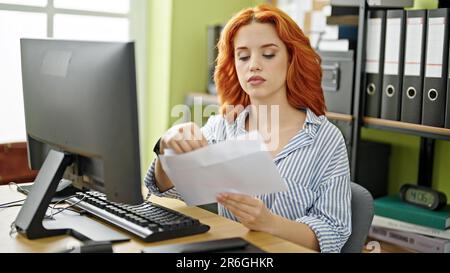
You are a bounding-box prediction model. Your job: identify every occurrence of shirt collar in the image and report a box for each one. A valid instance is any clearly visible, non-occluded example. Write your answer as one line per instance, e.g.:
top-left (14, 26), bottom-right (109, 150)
top-left (304, 108), bottom-right (324, 126)
top-left (271, 108), bottom-right (324, 162)
top-left (302, 108), bottom-right (325, 140)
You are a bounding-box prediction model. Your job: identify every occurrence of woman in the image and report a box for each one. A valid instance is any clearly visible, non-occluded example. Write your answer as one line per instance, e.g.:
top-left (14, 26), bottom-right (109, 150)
top-left (145, 4), bottom-right (351, 253)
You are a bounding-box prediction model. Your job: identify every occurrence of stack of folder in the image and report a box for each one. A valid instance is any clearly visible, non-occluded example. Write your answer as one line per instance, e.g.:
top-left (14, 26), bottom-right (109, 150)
top-left (326, 0), bottom-right (359, 27)
top-left (319, 1), bottom-right (358, 52)
top-left (363, 8), bottom-right (450, 129)
top-left (371, 195), bottom-right (450, 253)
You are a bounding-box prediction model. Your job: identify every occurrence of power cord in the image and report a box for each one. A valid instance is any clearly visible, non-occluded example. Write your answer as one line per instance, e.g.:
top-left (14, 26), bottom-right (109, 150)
top-left (8, 182), bottom-right (28, 195)
top-left (49, 194), bottom-right (86, 220)
top-left (5, 182), bottom-right (83, 217)
top-left (0, 199), bottom-right (26, 208)
top-left (5, 182), bottom-right (86, 237)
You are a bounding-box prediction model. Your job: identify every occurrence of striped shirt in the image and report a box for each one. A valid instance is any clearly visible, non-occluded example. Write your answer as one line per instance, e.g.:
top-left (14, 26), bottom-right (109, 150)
top-left (145, 108), bottom-right (352, 253)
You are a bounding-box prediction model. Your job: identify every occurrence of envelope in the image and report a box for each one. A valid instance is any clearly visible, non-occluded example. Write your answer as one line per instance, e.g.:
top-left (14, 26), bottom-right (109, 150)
top-left (159, 132), bottom-right (288, 206)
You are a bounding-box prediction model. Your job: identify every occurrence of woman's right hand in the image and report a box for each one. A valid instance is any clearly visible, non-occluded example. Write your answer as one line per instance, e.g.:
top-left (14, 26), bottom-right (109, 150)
top-left (160, 122), bottom-right (208, 154)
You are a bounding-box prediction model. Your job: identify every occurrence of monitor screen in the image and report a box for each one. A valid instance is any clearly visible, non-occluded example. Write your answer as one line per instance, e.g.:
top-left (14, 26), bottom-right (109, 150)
top-left (20, 38), bottom-right (143, 205)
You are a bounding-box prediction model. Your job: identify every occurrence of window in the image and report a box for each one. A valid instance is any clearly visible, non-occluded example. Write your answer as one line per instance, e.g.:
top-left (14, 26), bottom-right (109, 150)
top-left (0, 10), bottom-right (46, 143)
top-left (54, 0), bottom-right (130, 14)
top-left (0, 0), bottom-right (46, 7)
top-left (0, 0), bottom-right (145, 143)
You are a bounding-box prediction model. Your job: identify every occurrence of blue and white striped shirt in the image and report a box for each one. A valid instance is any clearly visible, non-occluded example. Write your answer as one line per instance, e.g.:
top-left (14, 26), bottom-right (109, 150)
top-left (145, 108), bottom-right (352, 253)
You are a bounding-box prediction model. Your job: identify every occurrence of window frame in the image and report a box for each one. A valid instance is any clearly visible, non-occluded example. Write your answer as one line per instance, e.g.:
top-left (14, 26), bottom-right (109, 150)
top-left (0, 0), bottom-right (131, 38)
top-left (0, 0), bottom-right (147, 145)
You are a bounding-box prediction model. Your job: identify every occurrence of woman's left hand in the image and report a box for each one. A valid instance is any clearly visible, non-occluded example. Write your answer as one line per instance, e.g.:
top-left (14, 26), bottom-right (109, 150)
top-left (216, 193), bottom-right (276, 233)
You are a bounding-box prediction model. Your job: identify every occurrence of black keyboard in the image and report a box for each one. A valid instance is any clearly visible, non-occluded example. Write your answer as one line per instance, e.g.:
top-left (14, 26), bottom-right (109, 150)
top-left (66, 191), bottom-right (210, 242)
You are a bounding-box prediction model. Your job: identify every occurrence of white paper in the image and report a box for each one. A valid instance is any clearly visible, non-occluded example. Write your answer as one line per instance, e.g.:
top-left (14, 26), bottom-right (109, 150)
top-left (384, 18), bottom-right (401, 75)
top-left (278, 0), bottom-right (311, 12)
top-left (366, 18), bottom-right (382, 73)
top-left (425, 17), bottom-right (446, 78)
top-left (404, 17), bottom-right (424, 76)
top-left (318, 39), bottom-right (350, 52)
top-left (278, 0), bottom-right (306, 29)
top-left (310, 10), bottom-right (326, 32)
top-left (159, 132), bottom-right (288, 206)
top-left (323, 25), bottom-right (338, 40)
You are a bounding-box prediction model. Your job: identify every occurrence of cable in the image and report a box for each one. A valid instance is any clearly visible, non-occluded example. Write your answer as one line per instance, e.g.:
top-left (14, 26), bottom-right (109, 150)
top-left (1, 182), bottom-right (27, 208)
top-left (2, 183), bottom-right (84, 219)
top-left (9, 221), bottom-right (17, 238)
top-left (54, 196), bottom-right (86, 217)
top-left (0, 204), bottom-right (24, 209)
top-left (49, 194), bottom-right (86, 219)
top-left (5, 181), bottom-right (82, 213)
top-left (8, 182), bottom-right (29, 195)
top-left (0, 199), bottom-right (26, 208)
top-left (5, 184), bottom-right (85, 237)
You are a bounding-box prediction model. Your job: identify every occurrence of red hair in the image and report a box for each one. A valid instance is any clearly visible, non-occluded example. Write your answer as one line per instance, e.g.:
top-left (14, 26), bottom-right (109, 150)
top-left (214, 4), bottom-right (326, 117)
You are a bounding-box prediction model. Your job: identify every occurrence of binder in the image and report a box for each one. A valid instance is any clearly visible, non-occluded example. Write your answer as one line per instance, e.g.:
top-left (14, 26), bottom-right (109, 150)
top-left (381, 10), bottom-right (406, 121)
top-left (422, 8), bottom-right (450, 127)
top-left (401, 10), bottom-right (427, 124)
top-left (364, 10), bottom-right (387, 118)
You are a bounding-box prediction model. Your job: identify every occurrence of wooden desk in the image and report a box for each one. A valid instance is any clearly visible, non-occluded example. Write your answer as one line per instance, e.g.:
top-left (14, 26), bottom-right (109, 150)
top-left (0, 184), bottom-right (315, 253)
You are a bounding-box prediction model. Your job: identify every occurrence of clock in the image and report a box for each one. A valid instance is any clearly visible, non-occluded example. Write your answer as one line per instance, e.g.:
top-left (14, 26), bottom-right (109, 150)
top-left (400, 184), bottom-right (447, 211)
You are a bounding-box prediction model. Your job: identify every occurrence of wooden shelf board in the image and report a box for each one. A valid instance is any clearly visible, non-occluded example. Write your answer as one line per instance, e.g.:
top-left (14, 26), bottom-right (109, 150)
top-left (363, 117), bottom-right (450, 138)
top-left (326, 112), bottom-right (353, 122)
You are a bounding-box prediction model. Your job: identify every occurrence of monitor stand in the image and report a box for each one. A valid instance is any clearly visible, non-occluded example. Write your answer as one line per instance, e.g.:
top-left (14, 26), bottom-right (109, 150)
top-left (14, 149), bottom-right (129, 243)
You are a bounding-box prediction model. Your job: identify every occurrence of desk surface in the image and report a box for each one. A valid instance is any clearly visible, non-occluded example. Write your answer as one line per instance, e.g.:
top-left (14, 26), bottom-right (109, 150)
top-left (0, 184), bottom-right (315, 253)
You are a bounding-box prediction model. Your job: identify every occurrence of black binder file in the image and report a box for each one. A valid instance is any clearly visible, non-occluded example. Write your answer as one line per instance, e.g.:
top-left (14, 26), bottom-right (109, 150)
top-left (381, 10), bottom-right (406, 121)
top-left (422, 8), bottom-right (450, 127)
top-left (364, 10), bottom-right (387, 118)
top-left (401, 10), bottom-right (427, 124)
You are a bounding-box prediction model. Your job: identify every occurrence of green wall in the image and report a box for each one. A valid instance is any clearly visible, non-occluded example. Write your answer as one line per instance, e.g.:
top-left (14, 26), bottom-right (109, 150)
top-left (144, 0), bottom-right (173, 176)
top-left (406, 0), bottom-right (438, 9)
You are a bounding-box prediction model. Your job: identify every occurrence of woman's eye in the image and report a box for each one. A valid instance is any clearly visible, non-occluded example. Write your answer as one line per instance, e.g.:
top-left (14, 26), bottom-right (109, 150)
top-left (263, 54), bottom-right (275, 59)
top-left (239, 56), bottom-right (250, 61)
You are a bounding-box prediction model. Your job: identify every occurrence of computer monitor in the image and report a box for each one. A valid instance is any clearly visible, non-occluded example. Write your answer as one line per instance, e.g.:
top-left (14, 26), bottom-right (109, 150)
top-left (15, 39), bottom-right (143, 240)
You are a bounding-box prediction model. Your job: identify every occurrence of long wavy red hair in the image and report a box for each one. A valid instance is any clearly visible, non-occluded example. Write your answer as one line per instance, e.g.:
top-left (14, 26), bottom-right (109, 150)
top-left (214, 4), bottom-right (326, 117)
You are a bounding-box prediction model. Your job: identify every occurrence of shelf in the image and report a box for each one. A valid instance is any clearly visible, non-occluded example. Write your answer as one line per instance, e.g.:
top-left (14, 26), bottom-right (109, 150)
top-left (330, 0), bottom-right (414, 8)
top-left (367, 0), bottom-right (414, 8)
top-left (326, 112), bottom-right (353, 122)
top-left (363, 117), bottom-right (450, 141)
top-left (330, 0), bottom-right (359, 7)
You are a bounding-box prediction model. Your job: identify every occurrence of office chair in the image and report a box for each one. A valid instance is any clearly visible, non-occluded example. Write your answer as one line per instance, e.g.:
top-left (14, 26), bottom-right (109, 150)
top-left (341, 182), bottom-right (374, 253)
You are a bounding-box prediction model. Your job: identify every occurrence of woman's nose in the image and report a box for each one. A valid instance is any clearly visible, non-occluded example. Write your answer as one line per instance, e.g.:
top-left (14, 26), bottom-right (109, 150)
top-left (249, 57), bottom-right (262, 72)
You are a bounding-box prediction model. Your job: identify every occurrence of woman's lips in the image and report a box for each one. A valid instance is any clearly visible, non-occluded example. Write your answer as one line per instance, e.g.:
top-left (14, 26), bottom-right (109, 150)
top-left (248, 76), bottom-right (266, 86)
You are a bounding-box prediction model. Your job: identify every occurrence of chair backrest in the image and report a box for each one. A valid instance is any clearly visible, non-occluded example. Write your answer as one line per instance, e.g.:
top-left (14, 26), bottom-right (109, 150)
top-left (341, 182), bottom-right (374, 253)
